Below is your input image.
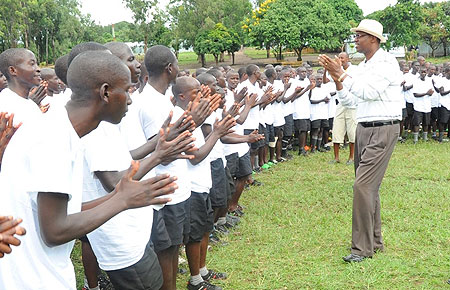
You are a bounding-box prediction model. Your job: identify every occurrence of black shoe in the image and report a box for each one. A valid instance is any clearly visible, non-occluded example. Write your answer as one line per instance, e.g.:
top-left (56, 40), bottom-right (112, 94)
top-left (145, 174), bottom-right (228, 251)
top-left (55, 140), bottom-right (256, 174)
top-left (201, 269), bottom-right (228, 281)
top-left (98, 273), bottom-right (115, 290)
top-left (187, 280), bottom-right (222, 290)
top-left (342, 253), bottom-right (371, 263)
top-left (250, 180), bottom-right (263, 186)
top-left (178, 267), bottom-right (188, 274)
top-left (215, 224), bottom-right (230, 235)
top-left (447, 279), bottom-right (450, 285)
top-left (226, 214), bottom-right (240, 226)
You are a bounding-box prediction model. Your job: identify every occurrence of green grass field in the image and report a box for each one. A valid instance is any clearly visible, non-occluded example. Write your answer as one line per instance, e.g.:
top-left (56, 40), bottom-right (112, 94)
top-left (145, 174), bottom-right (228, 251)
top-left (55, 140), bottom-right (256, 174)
top-left (176, 51), bottom-right (231, 66)
top-left (72, 137), bottom-right (450, 289)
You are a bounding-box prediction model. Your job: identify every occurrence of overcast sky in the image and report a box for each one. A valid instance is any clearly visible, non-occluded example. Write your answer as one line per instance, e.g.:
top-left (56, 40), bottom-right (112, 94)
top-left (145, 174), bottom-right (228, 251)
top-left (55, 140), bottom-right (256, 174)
top-left (79, 0), bottom-right (444, 26)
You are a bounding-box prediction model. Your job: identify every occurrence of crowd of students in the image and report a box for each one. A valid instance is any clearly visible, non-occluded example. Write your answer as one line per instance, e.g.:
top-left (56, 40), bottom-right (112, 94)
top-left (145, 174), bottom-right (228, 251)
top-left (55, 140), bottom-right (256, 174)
top-left (0, 41), bottom-right (448, 290)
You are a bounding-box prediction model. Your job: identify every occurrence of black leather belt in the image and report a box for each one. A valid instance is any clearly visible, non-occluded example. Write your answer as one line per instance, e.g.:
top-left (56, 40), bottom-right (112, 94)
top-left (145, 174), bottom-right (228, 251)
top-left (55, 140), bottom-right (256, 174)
top-left (360, 120), bottom-right (400, 128)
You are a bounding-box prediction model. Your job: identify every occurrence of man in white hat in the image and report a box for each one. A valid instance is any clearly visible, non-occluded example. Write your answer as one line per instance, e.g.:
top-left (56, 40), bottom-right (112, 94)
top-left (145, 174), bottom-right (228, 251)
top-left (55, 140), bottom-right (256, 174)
top-left (319, 19), bottom-right (403, 262)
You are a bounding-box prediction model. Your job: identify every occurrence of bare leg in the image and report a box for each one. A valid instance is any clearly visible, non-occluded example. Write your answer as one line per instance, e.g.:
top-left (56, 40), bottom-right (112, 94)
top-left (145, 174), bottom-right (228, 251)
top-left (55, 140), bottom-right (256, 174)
top-left (82, 241), bottom-right (100, 289)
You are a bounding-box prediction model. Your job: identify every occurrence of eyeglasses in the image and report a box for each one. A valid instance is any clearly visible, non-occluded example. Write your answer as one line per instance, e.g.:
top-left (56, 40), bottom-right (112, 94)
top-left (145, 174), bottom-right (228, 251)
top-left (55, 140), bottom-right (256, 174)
top-left (354, 34), bottom-right (369, 39)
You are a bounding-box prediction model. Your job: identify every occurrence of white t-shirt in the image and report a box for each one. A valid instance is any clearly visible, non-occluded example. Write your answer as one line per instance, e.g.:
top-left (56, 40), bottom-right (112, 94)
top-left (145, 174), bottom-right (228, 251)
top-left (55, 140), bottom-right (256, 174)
top-left (42, 88), bottom-right (71, 109)
top-left (309, 86), bottom-right (329, 121)
top-left (322, 82), bottom-right (337, 118)
top-left (403, 72), bottom-right (418, 103)
top-left (412, 78), bottom-right (432, 113)
top-left (426, 75), bottom-right (440, 108)
top-left (293, 78), bottom-right (311, 120)
top-left (282, 78), bottom-right (299, 116)
top-left (119, 91), bottom-right (148, 150)
top-left (271, 80), bottom-right (286, 127)
top-left (188, 119), bottom-right (212, 193)
top-left (236, 79), bottom-right (263, 130)
top-left (223, 88), bottom-right (250, 157)
top-left (81, 121), bottom-right (155, 271)
top-left (0, 87), bottom-right (42, 126)
top-left (0, 106), bottom-right (83, 290)
top-left (439, 77), bottom-right (450, 109)
top-left (204, 109), bottom-right (226, 165)
top-left (135, 84), bottom-right (173, 140)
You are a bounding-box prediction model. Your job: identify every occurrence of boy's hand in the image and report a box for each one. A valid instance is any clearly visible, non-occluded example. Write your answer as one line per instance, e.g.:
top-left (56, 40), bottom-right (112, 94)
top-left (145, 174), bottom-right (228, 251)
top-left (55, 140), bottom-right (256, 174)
top-left (213, 115), bottom-right (236, 137)
top-left (0, 113), bottom-right (21, 163)
top-left (427, 89), bottom-right (434, 96)
top-left (186, 92), bottom-right (211, 126)
top-left (29, 81), bottom-right (48, 106)
top-left (0, 216), bottom-right (26, 258)
top-left (223, 103), bottom-right (240, 119)
top-left (246, 129), bottom-right (264, 143)
top-left (115, 161), bottom-right (178, 209)
top-left (155, 128), bottom-right (196, 166)
top-left (161, 111), bottom-right (196, 141)
top-left (234, 87), bottom-right (248, 103)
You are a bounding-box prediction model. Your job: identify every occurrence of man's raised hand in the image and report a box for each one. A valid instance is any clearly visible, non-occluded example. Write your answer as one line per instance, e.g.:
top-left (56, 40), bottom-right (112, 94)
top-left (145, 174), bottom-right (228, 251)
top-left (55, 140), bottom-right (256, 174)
top-left (0, 113), bottom-right (21, 163)
top-left (246, 129), bottom-right (264, 143)
top-left (28, 81), bottom-right (48, 106)
top-left (0, 216), bottom-right (26, 258)
top-left (213, 114), bottom-right (236, 137)
top-left (161, 111), bottom-right (196, 141)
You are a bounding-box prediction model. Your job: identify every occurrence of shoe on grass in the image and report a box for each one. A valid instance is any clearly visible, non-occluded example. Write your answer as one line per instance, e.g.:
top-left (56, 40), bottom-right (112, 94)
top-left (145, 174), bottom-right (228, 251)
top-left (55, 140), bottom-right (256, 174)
top-left (261, 163), bottom-right (270, 169)
top-left (202, 270), bottom-right (228, 281)
top-left (215, 224), bottom-right (230, 235)
top-left (226, 214), bottom-right (240, 225)
top-left (329, 159), bottom-right (340, 164)
top-left (342, 253), bottom-right (371, 263)
top-left (346, 159), bottom-right (354, 166)
top-left (187, 280), bottom-right (222, 290)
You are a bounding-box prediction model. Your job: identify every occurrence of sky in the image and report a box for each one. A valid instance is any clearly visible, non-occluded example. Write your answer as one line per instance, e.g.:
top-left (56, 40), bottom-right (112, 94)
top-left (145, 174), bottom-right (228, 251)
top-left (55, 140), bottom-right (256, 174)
top-left (79, 0), bottom-right (444, 26)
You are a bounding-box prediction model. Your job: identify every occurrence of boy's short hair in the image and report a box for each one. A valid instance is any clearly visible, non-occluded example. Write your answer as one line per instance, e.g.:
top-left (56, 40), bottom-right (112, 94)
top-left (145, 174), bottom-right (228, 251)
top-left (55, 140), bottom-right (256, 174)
top-left (68, 42), bottom-right (108, 67)
top-left (54, 54), bottom-right (69, 85)
top-left (144, 45), bottom-right (176, 77)
top-left (0, 48), bottom-right (31, 81)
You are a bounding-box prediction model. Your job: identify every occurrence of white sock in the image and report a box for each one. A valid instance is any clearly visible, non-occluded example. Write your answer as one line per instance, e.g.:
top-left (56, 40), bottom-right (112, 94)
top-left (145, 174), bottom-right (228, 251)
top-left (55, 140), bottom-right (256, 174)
top-left (200, 266), bottom-right (208, 276)
top-left (190, 274), bottom-right (203, 285)
top-left (217, 217), bottom-right (226, 226)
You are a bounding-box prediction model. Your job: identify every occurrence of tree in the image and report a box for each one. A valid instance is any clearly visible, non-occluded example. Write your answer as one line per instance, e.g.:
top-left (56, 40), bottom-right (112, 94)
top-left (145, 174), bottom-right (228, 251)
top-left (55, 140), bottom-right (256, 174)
top-left (194, 23), bottom-right (232, 66)
top-left (123, 0), bottom-right (155, 52)
top-left (257, 0), bottom-right (351, 61)
top-left (228, 28), bottom-right (241, 65)
top-left (243, 0), bottom-right (275, 58)
top-left (418, 3), bottom-right (449, 57)
top-left (368, 0), bottom-right (423, 50)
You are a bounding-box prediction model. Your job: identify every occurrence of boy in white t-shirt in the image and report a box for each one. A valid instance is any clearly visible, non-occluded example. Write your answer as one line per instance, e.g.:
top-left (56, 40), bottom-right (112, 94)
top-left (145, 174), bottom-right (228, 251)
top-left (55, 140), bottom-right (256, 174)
top-left (308, 74), bottom-right (330, 153)
top-left (412, 67), bottom-right (433, 143)
top-left (172, 76), bottom-right (236, 290)
top-left (0, 51), bottom-right (178, 290)
top-left (437, 67), bottom-right (450, 142)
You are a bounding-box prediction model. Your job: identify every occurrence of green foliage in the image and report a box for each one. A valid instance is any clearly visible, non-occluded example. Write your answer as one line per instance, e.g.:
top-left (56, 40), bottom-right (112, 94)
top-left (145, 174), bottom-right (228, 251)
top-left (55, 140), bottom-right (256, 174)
top-left (418, 3), bottom-right (449, 57)
top-left (368, 0), bottom-right (423, 49)
top-left (194, 23), bottom-right (232, 66)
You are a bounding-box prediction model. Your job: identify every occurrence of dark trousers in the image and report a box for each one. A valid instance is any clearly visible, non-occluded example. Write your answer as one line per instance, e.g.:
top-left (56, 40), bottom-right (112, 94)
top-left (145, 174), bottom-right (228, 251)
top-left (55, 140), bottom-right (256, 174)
top-left (351, 123), bottom-right (399, 257)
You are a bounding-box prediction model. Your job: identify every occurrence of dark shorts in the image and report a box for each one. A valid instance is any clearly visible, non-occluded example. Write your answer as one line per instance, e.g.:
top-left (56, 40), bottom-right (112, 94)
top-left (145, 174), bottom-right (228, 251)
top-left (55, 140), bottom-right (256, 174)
top-left (311, 119), bottom-right (329, 129)
top-left (402, 108), bottom-right (407, 120)
top-left (283, 114), bottom-right (294, 136)
top-left (439, 106), bottom-right (450, 124)
top-left (266, 124), bottom-right (275, 142)
top-left (274, 125), bottom-right (283, 137)
top-left (209, 158), bottom-right (228, 209)
top-left (106, 241), bottom-right (163, 290)
top-left (328, 118), bottom-right (334, 130)
top-left (225, 152), bottom-right (252, 179)
top-left (406, 102), bottom-right (414, 117)
top-left (188, 192), bottom-right (214, 243)
top-left (224, 165), bottom-right (234, 200)
top-left (294, 119), bottom-right (310, 132)
top-left (259, 124), bottom-right (269, 146)
top-left (79, 235), bottom-right (89, 243)
top-left (244, 129), bottom-right (263, 150)
top-left (431, 107), bottom-right (439, 121)
top-left (150, 200), bottom-right (191, 252)
top-left (412, 110), bottom-right (431, 126)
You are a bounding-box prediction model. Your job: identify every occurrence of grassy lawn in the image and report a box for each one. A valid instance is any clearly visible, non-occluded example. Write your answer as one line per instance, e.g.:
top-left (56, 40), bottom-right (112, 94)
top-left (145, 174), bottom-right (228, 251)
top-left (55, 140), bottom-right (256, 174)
top-left (176, 51), bottom-right (230, 66)
top-left (73, 138), bottom-right (450, 289)
top-left (427, 56), bottom-right (450, 64)
top-left (244, 47), bottom-right (271, 59)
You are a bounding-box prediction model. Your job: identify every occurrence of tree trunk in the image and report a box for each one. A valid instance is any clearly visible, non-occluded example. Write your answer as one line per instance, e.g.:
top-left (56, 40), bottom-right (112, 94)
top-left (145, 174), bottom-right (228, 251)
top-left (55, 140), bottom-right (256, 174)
top-left (219, 52), bottom-right (224, 62)
top-left (294, 46), bottom-right (303, 61)
top-left (232, 52), bottom-right (235, 65)
top-left (214, 54), bottom-right (219, 66)
top-left (277, 46), bottom-right (282, 61)
top-left (144, 35), bottom-right (148, 53)
top-left (201, 54), bottom-right (206, 67)
top-left (45, 30), bottom-right (49, 65)
top-left (266, 45), bottom-right (270, 58)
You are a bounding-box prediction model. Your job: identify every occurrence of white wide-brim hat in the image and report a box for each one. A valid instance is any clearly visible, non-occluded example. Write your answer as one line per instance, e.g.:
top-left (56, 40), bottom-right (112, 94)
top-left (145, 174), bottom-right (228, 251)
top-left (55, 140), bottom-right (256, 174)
top-left (350, 19), bottom-right (386, 43)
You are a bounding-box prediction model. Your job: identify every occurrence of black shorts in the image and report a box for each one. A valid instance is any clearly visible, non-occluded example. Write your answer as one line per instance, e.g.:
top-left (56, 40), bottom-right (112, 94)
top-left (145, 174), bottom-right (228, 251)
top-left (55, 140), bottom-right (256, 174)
top-left (439, 106), bottom-right (450, 124)
top-left (412, 110), bottom-right (431, 126)
top-left (266, 124), bottom-right (275, 142)
top-left (431, 107), bottom-right (439, 121)
top-left (294, 119), bottom-right (310, 132)
top-left (283, 114), bottom-right (294, 136)
top-left (328, 118), bottom-right (334, 130)
top-left (150, 200), bottom-right (191, 252)
top-left (259, 124), bottom-right (269, 146)
top-left (188, 192), bottom-right (214, 242)
top-left (225, 151), bottom-right (252, 179)
top-left (274, 125), bottom-right (283, 137)
top-left (106, 241), bottom-right (163, 290)
top-left (406, 102), bottom-right (414, 117)
top-left (244, 129), bottom-right (262, 150)
top-left (311, 119), bottom-right (329, 129)
top-left (209, 158), bottom-right (228, 209)
top-left (224, 165), bottom-right (234, 200)
top-left (402, 108), bottom-right (407, 120)
top-left (79, 235), bottom-right (89, 243)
